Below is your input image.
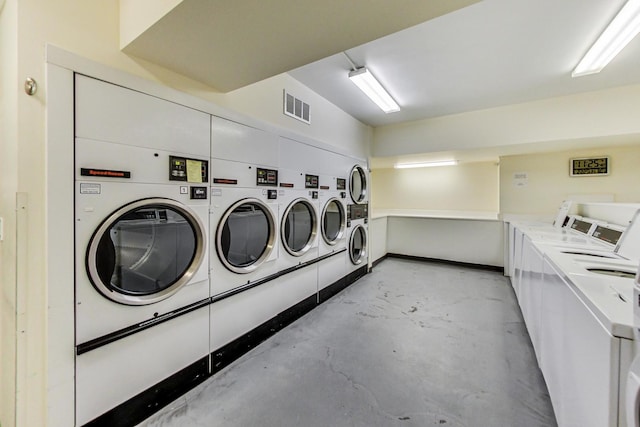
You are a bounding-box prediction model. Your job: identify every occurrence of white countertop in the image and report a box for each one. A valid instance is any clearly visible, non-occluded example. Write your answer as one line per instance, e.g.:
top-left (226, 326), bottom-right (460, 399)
top-left (371, 209), bottom-right (500, 221)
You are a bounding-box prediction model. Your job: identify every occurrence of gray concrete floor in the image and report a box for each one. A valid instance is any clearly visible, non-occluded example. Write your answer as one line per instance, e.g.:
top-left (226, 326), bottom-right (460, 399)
top-left (140, 258), bottom-right (557, 427)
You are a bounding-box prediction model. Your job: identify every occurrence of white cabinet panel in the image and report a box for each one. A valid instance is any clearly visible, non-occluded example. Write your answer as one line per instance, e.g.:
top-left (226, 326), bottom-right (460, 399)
top-left (519, 236), bottom-right (544, 363)
top-left (211, 116), bottom-right (278, 166)
top-left (542, 259), bottom-right (620, 427)
top-left (75, 75), bottom-right (210, 156)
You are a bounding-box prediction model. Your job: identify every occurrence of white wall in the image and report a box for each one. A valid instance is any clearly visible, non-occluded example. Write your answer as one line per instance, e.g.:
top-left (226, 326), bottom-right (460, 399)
top-left (500, 145), bottom-right (640, 215)
top-left (223, 74), bottom-right (371, 158)
top-left (369, 217), bottom-right (388, 265)
top-left (371, 162), bottom-right (499, 212)
top-left (387, 217), bottom-right (504, 267)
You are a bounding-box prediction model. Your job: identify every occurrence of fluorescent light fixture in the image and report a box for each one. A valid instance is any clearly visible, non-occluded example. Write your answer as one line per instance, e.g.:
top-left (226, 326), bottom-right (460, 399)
top-left (394, 160), bottom-right (458, 169)
top-left (572, 0), bottom-right (640, 77)
top-left (348, 67), bottom-right (400, 113)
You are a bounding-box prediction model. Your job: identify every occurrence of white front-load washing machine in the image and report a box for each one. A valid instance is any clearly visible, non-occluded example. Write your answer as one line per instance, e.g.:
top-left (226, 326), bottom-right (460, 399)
top-left (275, 167), bottom-right (321, 305)
top-left (210, 116), bottom-right (323, 370)
top-left (317, 170), bottom-right (349, 301)
top-left (208, 156), bottom-right (282, 356)
top-left (74, 75), bottom-right (211, 426)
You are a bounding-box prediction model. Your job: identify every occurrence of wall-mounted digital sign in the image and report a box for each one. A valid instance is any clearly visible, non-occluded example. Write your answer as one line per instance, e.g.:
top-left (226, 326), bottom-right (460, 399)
top-left (570, 157), bottom-right (609, 177)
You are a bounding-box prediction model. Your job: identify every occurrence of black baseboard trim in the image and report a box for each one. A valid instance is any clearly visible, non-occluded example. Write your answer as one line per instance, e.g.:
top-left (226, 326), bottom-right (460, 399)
top-left (83, 356), bottom-right (209, 427)
top-left (318, 265), bottom-right (368, 303)
top-left (371, 255), bottom-right (388, 269)
top-left (386, 253), bottom-right (504, 273)
top-left (210, 292), bottom-right (318, 374)
top-left (318, 277), bottom-right (346, 304)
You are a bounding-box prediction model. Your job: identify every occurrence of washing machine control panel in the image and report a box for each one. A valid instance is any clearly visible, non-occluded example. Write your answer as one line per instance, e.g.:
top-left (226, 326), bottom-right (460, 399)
top-left (305, 174), bottom-right (319, 189)
top-left (190, 186), bottom-right (208, 200)
top-left (257, 168), bottom-right (278, 186)
top-left (169, 156), bottom-right (209, 183)
top-left (347, 204), bottom-right (368, 220)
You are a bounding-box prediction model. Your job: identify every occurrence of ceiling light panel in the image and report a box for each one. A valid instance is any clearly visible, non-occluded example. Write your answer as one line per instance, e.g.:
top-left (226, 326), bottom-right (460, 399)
top-left (394, 160), bottom-right (458, 169)
top-left (348, 67), bottom-right (400, 113)
top-left (573, 0), bottom-right (640, 77)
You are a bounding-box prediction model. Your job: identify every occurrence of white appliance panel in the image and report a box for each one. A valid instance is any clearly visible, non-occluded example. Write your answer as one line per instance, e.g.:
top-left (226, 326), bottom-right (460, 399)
top-left (76, 308), bottom-right (209, 426)
top-left (211, 116), bottom-right (278, 165)
top-left (75, 75), bottom-right (209, 156)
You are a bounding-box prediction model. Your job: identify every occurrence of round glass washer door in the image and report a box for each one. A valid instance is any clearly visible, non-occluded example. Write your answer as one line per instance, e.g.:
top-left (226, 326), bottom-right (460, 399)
top-left (217, 198), bottom-right (277, 273)
top-left (86, 198), bottom-right (206, 306)
top-left (349, 224), bottom-right (368, 265)
top-left (321, 198), bottom-right (346, 245)
top-left (281, 198), bottom-right (318, 256)
top-left (349, 165), bottom-right (367, 204)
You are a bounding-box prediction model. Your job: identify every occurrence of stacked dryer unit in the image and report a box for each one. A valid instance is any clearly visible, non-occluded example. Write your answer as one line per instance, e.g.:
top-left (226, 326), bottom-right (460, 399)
top-left (74, 75), bottom-right (211, 425)
top-left (345, 158), bottom-right (370, 280)
top-left (208, 117), bottom-right (283, 362)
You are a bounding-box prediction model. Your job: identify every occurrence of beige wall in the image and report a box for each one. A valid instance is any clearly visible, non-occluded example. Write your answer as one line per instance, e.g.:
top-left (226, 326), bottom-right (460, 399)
top-left (2, 1), bottom-right (370, 426)
top-left (373, 84), bottom-right (640, 158)
top-left (1, 1), bottom-right (19, 425)
top-left (500, 144), bottom-right (640, 215)
top-left (371, 161), bottom-right (499, 212)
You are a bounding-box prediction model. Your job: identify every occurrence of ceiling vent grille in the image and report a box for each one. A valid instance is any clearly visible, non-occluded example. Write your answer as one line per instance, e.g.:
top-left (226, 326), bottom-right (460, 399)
top-left (283, 90), bottom-right (310, 124)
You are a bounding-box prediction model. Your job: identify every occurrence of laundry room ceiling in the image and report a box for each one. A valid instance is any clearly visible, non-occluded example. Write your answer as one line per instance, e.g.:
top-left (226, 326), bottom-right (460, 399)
top-left (290, 0), bottom-right (640, 127)
top-left (121, 0), bottom-right (480, 93)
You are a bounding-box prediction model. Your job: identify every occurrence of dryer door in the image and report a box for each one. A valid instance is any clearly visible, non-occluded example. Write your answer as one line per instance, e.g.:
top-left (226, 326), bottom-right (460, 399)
top-left (349, 224), bottom-right (368, 265)
top-left (217, 198), bottom-right (277, 273)
top-left (86, 198), bottom-right (205, 305)
top-left (321, 198), bottom-right (346, 245)
top-left (282, 198), bottom-right (317, 256)
top-left (349, 165), bottom-right (367, 204)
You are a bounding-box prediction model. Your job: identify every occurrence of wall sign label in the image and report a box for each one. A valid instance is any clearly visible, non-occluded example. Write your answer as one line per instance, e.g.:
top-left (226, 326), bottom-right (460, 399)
top-left (570, 157), bottom-right (609, 176)
top-left (513, 172), bottom-right (528, 187)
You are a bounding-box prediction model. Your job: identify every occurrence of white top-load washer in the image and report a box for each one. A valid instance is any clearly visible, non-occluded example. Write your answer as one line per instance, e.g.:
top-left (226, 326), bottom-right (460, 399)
top-left (74, 75), bottom-right (211, 425)
top-left (525, 211), bottom-right (640, 427)
top-left (627, 265), bottom-right (640, 427)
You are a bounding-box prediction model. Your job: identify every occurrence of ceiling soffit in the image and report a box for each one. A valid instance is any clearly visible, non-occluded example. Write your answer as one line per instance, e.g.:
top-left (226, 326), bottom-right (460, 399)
top-left (121, 0), bottom-right (480, 92)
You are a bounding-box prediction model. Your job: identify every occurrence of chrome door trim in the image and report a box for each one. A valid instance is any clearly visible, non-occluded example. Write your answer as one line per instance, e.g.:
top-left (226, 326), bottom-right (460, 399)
top-left (281, 197), bottom-right (318, 257)
top-left (321, 197), bottom-right (346, 245)
top-left (86, 198), bottom-right (206, 306)
top-left (349, 224), bottom-right (368, 265)
top-left (216, 197), bottom-right (277, 274)
top-left (349, 165), bottom-right (367, 204)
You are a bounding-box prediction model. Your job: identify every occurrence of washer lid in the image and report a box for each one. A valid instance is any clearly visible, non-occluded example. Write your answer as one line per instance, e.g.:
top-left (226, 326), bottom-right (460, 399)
top-left (86, 198), bottom-right (206, 306)
top-left (616, 209), bottom-right (640, 262)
